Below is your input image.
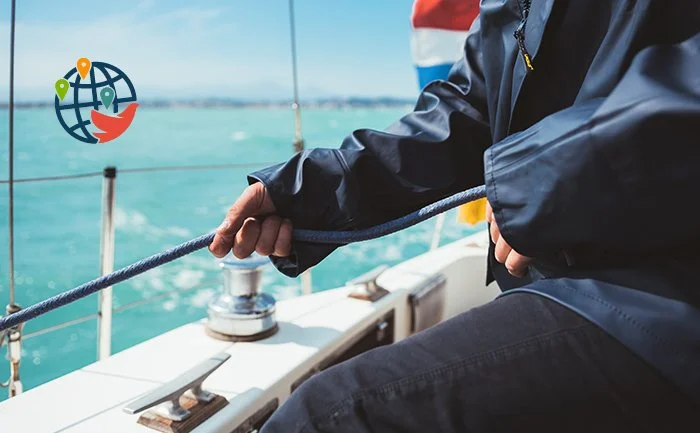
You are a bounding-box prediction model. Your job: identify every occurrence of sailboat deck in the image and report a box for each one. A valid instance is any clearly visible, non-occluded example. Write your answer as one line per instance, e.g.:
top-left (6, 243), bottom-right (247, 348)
top-left (0, 231), bottom-right (495, 433)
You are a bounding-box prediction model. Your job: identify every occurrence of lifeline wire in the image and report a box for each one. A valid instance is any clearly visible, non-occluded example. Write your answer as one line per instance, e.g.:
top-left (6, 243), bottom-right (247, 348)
top-left (0, 185), bottom-right (486, 332)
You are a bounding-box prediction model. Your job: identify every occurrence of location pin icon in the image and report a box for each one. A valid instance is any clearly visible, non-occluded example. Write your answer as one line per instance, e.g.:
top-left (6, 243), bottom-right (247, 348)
top-left (100, 87), bottom-right (115, 110)
top-left (76, 57), bottom-right (91, 80)
top-left (55, 78), bottom-right (70, 101)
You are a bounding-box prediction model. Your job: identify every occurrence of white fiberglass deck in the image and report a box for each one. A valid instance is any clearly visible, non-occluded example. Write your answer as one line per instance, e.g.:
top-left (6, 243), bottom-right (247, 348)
top-left (0, 231), bottom-right (497, 433)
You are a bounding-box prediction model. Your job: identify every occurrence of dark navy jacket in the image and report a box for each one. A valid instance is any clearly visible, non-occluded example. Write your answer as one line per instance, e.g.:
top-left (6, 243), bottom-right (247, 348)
top-left (250, 0), bottom-right (700, 402)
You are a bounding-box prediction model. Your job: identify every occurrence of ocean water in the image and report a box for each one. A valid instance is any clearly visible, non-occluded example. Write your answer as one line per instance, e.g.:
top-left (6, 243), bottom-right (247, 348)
top-left (0, 107), bottom-right (480, 400)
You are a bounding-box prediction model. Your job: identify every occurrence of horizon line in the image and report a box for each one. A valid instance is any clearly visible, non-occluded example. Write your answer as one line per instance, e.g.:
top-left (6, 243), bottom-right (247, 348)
top-left (0, 96), bottom-right (418, 109)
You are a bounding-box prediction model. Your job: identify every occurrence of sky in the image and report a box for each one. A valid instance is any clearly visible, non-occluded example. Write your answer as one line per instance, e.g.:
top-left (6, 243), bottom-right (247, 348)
top-left (0, 0), bottom-right (420, 102)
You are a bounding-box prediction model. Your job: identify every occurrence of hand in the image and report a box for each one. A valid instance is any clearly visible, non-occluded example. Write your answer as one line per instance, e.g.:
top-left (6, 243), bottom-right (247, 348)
top-left (485, 201), bottom-right (531, 278)
top-left (209, 182), bottom-right (293, 259)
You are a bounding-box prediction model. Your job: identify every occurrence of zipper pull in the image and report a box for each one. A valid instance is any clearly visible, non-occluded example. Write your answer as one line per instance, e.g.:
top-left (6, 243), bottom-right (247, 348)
top-left (514, 0), bottom-right (534, 72)
top-left (514, 25), bottom-right (535, 72)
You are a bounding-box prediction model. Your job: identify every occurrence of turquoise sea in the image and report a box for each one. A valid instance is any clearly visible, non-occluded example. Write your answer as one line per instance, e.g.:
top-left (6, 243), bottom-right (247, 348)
top-left (0, 107), bottom-right (479, 400)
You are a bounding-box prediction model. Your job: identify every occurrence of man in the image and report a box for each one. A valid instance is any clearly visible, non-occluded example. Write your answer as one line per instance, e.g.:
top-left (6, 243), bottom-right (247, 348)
top-left (210, 0), bottom-right (700, 431)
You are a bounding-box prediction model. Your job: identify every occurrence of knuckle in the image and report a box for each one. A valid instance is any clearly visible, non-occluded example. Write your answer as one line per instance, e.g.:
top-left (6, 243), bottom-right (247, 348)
top-left (274, 238), bottom-right (291, 256)
top-left (250, 183), bottom-right (266, 209)
top-left (490, 226), bottom-right (500, 242)
top-left (256, 242), bottom-right (273, 256)
top-left (226, 204), bottom-right (240, 218)
top-left (234, 229), bottom-right (245, 244)
top-left (233, 241), bottom-right (252, 258)
top-left (262, 216), bottom-right (281, 231)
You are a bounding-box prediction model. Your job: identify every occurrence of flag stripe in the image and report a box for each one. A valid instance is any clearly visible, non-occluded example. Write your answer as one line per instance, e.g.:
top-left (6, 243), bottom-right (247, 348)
top-left (411, 0), bottom-right (479, 31)
top-left (411, 28), bottom-right (469, 67)
top-left (415, 64), bottom-right (454, 89)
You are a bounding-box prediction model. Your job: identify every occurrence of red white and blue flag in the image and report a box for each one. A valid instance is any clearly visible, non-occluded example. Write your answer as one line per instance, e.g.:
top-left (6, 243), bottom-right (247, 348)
top-left (410, 0), bottom-right (480, 88)
top-left (411, 0), bottom-right (486, 224)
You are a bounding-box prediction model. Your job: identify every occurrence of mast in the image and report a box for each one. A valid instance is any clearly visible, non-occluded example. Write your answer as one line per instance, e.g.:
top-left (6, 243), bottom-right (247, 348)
top-left (288, 0), bottom-right (304, 153)
top-left (7, 0), bottom-right (16, 308)
top-left (4, 0), bottom-right (23, 399)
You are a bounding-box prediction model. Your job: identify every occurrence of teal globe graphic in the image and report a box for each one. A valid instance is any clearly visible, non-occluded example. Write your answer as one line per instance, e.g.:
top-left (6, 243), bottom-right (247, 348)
top-left (54, 61), bottom-right (137, 144)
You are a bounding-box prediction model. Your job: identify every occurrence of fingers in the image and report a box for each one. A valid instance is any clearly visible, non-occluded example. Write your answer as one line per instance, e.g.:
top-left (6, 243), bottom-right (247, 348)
top-left (495, 236), bottom-right (532, 278)
top-left (274, 219), bottom-right (293, 257)
top-left (486, 201), bottom-right (500, 243)
top-left (210, 183), bottom-right (274, 258)
top-left (489, 199), bottom-right (531, 278)
top-left (490, 200), bottom-right (510, 262)
top-left (233, 217), bottom-right (261, 259)
top-left (505, 251), bottom-right (532, 278)
top-left (490, 221), bottom-right (501, 244)
top-left (494, 236), bottom-right (511, 263)
top-left (210, 218), bottom-right (236, 258)
top-left (255, 216), bottom-right (282, 256)
top-left (226, 216), bottom-right (293, 259)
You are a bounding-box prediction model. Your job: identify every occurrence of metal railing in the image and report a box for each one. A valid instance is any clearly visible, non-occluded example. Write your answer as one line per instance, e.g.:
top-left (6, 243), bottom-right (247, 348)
top-left (3, 0), bottom-right (20, 399)
top-left (97, 167), bottom-right (116, 359)
top-left (1, 0), bottom-right (315, 398)
top-left (0, 153), bottom-right (458, 349)
top-left (0, 161), bottom-right (319, 395)
top-left (430, 214), bottom-right (446, 251)
top-left (2, 153), bottom-right (451, 353)
top-left (0, 156), bottom-right (454, 396)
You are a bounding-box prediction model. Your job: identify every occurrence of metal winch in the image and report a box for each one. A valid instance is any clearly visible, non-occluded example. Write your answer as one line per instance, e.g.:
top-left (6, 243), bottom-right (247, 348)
top-left (206, 254), bottom-right (278, 342)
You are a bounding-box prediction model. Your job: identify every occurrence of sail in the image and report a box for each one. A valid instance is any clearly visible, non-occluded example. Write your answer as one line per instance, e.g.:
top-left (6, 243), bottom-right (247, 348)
top-left (410, 0), bottom-right (486, 225)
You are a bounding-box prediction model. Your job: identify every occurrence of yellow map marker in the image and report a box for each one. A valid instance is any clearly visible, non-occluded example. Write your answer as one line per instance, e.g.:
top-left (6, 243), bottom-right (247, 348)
top-left (76, 57), bottom-right (91, 80)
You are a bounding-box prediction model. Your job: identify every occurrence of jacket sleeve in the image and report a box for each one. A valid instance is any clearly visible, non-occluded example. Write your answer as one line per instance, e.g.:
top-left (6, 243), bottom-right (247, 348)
top-left (485, 32), bottom-right (700, 268)
top-left (249, 19), bottom-right (491, 277)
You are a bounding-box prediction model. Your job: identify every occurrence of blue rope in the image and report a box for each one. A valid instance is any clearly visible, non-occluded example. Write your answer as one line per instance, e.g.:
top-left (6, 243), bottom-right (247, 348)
top-left (294, 185), bottom-right (486, 243)
top-left (0, 185), bottom-right (486, 332)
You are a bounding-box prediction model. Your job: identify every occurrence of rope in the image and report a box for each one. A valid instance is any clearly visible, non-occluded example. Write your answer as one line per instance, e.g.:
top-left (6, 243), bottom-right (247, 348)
top-left (293, 185), bottom-right (486, 243)
top-left (0, 185), bottom-right (486, 332)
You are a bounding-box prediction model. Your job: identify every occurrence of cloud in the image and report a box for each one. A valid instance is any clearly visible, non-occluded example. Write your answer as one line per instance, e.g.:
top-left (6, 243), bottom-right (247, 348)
top-left (0, 4), bottom-right (295, 101)
top-left (0, 2), bottom-right (418, 102)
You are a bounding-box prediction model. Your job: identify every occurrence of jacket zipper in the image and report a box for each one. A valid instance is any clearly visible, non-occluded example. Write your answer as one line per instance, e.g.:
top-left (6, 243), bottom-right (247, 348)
top-left (514, 0), bottom-right (535, 72)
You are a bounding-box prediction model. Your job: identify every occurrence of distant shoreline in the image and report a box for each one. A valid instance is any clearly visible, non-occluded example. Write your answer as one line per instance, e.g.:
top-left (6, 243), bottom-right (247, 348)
top-left (0, 97), bottom-right (416, 110)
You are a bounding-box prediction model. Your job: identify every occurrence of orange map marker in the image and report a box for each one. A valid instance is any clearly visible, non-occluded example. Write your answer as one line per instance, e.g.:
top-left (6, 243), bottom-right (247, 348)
top-left (76, 57), bottom-right (91, 80)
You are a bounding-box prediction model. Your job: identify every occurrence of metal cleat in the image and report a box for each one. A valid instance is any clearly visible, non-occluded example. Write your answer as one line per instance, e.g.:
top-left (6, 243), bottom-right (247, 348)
top-left (123, 352), bottom-right (231, 423)
top-left (346, 265), bottom-right (390, 302)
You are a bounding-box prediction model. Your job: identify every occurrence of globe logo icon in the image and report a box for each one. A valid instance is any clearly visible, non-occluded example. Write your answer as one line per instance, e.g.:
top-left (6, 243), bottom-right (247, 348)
top-left (54, 58), bottom-right (138, 144)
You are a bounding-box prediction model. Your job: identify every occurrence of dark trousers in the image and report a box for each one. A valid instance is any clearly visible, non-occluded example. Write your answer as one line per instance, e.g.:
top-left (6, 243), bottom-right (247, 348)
top-left (261, 292), bottom-right (697, 433)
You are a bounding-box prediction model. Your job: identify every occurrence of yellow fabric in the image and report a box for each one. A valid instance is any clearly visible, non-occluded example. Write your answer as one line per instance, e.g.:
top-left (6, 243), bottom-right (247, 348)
top-left (457, 197), bottom-right (487, 225)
